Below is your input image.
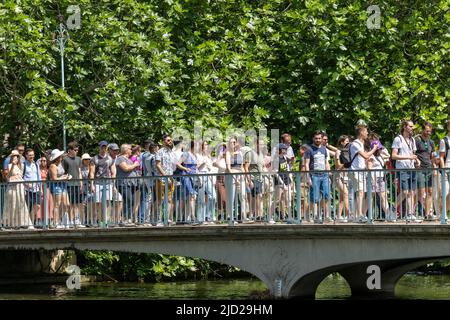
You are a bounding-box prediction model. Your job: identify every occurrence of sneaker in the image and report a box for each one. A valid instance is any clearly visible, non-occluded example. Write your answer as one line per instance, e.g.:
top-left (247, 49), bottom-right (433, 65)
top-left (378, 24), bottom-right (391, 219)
top-left (56, 225), bottom-right (64, 229)
top-left (268, 219), bottom-right (276, 225)
top-left (358, 216), bottom-right (368, 223)
top-left (27, 226), bottom-right (35, 230)
top-left (407, 214), bottom-right (422, 223)
top-left (156, 222), bottom-right (164, 227)
top-left (76, 224), bottom-right (86, 228)
top-left (337, 217), bottom-right (348, 223)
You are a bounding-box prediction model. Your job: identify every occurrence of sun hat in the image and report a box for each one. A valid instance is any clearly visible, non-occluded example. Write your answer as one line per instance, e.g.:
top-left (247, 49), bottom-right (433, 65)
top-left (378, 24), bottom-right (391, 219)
top-left (9, 150), bottom-right (20, 157)
top-left (50, 149), bottom-right (65, 162)
top-left (81, 153), bottom-right (91, 160)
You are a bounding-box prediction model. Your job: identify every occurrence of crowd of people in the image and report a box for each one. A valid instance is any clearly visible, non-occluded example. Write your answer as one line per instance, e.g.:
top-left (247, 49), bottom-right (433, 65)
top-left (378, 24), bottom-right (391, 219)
top-left (1, 118), bottom-right (450, 230)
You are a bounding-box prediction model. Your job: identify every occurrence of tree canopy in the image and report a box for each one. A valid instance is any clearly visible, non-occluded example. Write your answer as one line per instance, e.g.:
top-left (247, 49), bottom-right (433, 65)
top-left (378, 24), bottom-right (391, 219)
top-left (1, 0), bottom-right (449, 154)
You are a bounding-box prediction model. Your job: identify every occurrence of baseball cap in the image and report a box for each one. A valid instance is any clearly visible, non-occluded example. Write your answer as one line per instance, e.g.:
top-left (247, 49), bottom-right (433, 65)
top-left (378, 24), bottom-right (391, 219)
top-left (99, 140), bottom-right (108, 147)
top-left (108, 143), bottom-right (119, 151)
top-left (277, 143), bottom-right (288, 150)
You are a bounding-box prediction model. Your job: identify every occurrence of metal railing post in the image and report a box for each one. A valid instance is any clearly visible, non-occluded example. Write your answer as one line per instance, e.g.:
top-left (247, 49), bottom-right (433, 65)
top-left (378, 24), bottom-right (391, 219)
top-left (367, 170), bottom-right (373, 224)
top-left (442, 168), bottom-right (447, 225)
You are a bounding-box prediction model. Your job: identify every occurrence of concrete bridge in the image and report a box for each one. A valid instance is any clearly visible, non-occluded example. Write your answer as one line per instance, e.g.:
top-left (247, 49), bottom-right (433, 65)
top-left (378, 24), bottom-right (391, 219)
top-left (1, 224), bottom-right (450, 299)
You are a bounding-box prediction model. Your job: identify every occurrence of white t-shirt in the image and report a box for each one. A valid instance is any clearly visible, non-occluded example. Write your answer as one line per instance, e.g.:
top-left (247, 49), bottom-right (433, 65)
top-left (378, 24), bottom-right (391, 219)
top-left (439, 135), bottom-right (450, 168)
top-left (370, 155), bottom-right (385, 179)
top-left (392, 135), bottom-right (416, 169)
top-left (350, 140), bottom-right (366, 170)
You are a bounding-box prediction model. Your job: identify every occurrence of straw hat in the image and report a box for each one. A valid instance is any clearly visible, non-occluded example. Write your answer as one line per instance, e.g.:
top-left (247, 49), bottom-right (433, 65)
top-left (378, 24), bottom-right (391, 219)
top-left (50, 149), bottom-right (65, 162)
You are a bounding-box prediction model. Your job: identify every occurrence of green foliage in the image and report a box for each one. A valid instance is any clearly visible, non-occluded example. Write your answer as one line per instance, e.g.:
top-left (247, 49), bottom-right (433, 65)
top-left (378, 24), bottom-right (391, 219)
top-left (0, 0), bottom-right (449, 153)
top-left (76, 250), bottom-right (244, 282)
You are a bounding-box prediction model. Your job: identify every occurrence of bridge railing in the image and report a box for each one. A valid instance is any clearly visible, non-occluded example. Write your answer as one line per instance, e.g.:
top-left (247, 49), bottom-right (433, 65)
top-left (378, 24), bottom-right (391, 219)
top-left (0, 167), bottom-right (448, 229)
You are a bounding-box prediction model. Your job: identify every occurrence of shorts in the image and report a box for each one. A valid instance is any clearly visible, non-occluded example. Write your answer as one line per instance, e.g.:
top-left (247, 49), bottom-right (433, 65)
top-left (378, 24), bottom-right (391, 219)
top-left (94, 183), bottom-right (114, 203)
top-left (309, 174), bottom-right (330, 204)
top-left (250, 180), bottom-right (263, 196)
top-left (373, 176), bottom-right (386, 193)
top-left (67, 186), bottom-right (83, 204)
top-left (118, 184), bottom-right (140, 216)
top-left (398, 171), bottom-right (417, 191)
top-left (349, 172), bottom-right (367, 193)
top-left (417, 170), bottom-right (433, 189)
top-left (155, 179), bottom-right (175, 203)
top-left (25, 191), bottom-right (41, 207)
top-left (50, 182), bottom-right (67, 195)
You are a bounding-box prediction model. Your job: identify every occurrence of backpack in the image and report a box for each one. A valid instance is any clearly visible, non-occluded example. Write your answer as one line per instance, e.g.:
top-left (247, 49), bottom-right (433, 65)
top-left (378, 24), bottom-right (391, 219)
top-left (340, 142), bottom-right (359, 169)
top-left (443, 137), bottom-right (450, 162)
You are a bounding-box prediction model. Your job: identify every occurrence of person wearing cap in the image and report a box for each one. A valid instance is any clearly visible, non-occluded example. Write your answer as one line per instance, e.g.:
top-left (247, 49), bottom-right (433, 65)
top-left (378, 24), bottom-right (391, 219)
top-left (62, 142), bottom-right (85, 228)
top-left (415, 122), bottom-right (437, 220)
top-left (48, 148), bottom-right (71, 228)
top-left (2, 150), bottom-right (32, 229)
top-left (89, 141), bottom-right (117, 227)
top-left (108, 143), bottom-right (120, 158)
top-left (106, 143), bottom-right (123, 225)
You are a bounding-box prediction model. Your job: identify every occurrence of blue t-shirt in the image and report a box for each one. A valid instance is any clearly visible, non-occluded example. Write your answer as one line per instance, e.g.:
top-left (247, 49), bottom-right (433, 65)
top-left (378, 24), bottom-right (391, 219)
top-left (141, 151), bottom-right (150, 176)
top-left (305, 145), bottom-right (327, 174)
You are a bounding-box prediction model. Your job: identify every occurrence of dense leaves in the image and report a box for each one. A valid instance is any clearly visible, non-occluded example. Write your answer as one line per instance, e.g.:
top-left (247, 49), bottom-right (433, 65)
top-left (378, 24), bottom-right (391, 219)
top-left (77, 250), bottom-right (243, 282)
top-left (0, 0), bottom-right (449, 154)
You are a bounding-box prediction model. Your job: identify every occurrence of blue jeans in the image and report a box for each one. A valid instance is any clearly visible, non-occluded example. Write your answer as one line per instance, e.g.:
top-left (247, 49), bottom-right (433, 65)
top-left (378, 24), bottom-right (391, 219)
top-left (309, 175), bottom-right (330, 204)
top-left (197, 175), bottom-right (216, 222)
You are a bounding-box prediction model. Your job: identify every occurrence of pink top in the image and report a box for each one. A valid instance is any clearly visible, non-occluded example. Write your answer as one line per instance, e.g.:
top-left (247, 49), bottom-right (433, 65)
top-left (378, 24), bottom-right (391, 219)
top-left (130, 155), bottom-right (142, 175)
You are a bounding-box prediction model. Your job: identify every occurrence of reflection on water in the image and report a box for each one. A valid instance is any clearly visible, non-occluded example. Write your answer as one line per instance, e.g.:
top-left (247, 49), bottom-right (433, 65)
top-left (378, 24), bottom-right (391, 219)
top-left (0, 274), bottom-right (450, 300)
top-left (316, 273), bottom-right (450, 300)
top-left (0, 279), bottom-right (267, 300)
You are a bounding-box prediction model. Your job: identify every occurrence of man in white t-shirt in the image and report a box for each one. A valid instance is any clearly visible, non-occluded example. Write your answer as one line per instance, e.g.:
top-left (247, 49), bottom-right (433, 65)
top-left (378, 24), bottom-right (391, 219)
top-left (349, 125), bottom-right (378, 223)
top-left (392, 120), bottom-right (421, 222)
top-left (439, 118), bottom-right (450, 217)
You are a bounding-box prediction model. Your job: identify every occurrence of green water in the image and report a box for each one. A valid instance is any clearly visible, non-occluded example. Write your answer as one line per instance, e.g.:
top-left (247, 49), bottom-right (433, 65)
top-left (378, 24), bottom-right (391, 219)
top-left (0, 274), bottom-right (450, 299)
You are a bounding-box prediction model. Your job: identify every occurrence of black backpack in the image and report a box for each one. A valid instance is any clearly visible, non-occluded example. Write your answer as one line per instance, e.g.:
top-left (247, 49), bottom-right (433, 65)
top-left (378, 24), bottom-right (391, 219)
top-left (340, 142), bottom-right (359, 169)
top-left (444, 137), bottom-right (450, 162)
